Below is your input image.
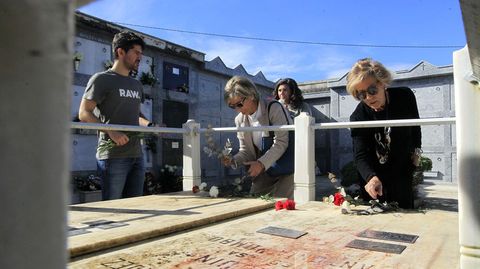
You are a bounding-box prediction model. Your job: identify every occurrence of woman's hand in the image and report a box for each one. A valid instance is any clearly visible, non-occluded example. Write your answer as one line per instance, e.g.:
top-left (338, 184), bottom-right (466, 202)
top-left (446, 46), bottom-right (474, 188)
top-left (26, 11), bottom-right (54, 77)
top-left (244, 160), bottom-right (265, 177)
top-left (222, 156), bottom-right (233, 167)
top-left (364, 176), bottom-right (383, 199)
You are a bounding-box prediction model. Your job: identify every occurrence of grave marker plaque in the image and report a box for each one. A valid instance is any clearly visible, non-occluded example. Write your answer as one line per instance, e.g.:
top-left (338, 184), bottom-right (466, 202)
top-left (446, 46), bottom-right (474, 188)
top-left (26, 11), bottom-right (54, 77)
top-left (256, 226), bottom-right (307, 239)
top-left (68, 227), bottom-right (90, 237)
top-left (346, 239), bottom-right (406, 254)
top-left (82, 219), bottom-right (129, 230)
top-left (358, 230), bottom-right (418, 243)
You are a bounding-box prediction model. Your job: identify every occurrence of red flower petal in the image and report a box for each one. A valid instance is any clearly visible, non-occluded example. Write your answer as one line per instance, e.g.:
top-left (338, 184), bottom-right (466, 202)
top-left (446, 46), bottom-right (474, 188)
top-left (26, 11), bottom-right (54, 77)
top-left (192, 185), bottom-right (200, 194)
top-left (275, 200), bottom-right (284, 211)
top-left (333, 193), bottom-right (345, 206)
top-left (284, 199), bottom-right (296, 210)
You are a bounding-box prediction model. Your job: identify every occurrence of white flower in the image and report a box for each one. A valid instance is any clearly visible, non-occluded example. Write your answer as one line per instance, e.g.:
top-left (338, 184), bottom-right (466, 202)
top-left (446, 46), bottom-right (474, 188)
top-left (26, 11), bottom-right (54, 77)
top-left (199, 182), bottom-right (207, 191)
top-left (221, 148), bottom-right (231, 156)
top-left (341, 200), bottom-right (351, 214)
top-left (339, 187), bottom-right (347, 197)
top-left (209, 186), bottom-right (219, 198)
top-left (223, 138), bottom-right (233, 156)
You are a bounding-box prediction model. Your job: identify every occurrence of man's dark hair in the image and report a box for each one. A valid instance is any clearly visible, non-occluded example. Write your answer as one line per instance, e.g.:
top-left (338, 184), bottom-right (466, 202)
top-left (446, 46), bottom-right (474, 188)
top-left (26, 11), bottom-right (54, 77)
top-left (112, 31), bottom-right (146, 58)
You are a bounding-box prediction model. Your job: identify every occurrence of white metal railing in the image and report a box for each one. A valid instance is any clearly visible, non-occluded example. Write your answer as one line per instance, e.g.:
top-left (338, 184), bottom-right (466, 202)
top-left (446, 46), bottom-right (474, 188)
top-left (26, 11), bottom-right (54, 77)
top-left (71, 122), bottom-right (185, 134)
top-left (72, 117), bottom-right (456, 136)
top-left (312, 117), bottom-right (456, 129)
top-left (201, 117), bottom-right (456, 133)
top-left (71, 116), bottom-right (457, 203)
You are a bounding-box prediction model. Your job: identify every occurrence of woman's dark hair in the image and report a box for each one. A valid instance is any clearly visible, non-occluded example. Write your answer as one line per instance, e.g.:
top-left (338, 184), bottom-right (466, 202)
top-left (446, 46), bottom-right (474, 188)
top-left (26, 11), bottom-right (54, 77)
top-left (273, 78), bottom-right (305, 109)
top-left (112, 31), bottom-right (146, 58)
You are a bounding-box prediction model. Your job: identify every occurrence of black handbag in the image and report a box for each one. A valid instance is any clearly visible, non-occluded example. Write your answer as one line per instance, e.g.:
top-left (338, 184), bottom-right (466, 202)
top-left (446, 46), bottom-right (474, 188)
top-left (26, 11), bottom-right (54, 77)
top-left (261, 101), bottom-right (295, 177)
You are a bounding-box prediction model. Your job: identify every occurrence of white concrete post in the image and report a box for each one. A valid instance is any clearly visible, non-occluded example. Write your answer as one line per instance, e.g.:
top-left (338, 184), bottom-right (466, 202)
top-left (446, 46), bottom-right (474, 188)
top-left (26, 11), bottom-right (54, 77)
top-left (293, 113), bottom-right (316, 203)
top-left (0, 1), bottom-right (72, 268)
top-left (454, 46), bottom-right (480, 269)
top-left (182, 119), bottom-right (202, 190)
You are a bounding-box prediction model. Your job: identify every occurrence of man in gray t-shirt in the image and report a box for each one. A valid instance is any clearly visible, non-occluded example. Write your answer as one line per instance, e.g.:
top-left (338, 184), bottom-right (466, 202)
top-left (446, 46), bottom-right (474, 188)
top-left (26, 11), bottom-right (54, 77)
top-left (83, 70), bottom-right (144, 160)
top-left (79, 31), bottom-right (155, 200)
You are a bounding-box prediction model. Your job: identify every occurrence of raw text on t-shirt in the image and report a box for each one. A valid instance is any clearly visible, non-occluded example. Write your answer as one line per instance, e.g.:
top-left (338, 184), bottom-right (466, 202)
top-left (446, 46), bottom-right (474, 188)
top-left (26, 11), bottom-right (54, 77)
top-left (119, 89), bottom-right (141, 99)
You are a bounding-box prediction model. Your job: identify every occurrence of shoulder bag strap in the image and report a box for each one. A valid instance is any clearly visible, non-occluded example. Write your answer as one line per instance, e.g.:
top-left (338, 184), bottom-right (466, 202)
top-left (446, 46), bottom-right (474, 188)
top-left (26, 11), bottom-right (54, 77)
top-left (267, 100), bottom-right (290, 137)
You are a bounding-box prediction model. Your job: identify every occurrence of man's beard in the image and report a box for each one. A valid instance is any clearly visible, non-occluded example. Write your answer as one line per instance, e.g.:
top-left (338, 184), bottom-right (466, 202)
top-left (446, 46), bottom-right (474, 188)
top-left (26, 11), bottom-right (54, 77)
top-left (124, 59), bottom-right (139, 72)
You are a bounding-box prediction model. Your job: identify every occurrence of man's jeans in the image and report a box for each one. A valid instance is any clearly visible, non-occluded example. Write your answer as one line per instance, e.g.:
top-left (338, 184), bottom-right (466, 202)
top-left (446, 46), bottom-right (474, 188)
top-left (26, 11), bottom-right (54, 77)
top-left (97, 157), bottom-right (145, 200)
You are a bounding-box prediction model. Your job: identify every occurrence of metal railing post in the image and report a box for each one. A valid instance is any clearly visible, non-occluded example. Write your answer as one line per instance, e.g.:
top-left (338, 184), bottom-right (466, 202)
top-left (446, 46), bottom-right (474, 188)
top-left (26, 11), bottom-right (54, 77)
top-left (293, 113), bottom-right (316, 203)
top-left (182, 119), bottom-right (201, 191)
top-left (453, 46), bottom-right (480, 269)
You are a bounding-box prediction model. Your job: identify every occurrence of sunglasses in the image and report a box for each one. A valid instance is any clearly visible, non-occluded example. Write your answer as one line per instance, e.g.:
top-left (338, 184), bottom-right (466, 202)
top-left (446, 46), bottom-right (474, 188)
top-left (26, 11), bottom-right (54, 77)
top-left (355, 83), bottom-right (379, 100)
top-left (228, 97), bottom-right (247, 109)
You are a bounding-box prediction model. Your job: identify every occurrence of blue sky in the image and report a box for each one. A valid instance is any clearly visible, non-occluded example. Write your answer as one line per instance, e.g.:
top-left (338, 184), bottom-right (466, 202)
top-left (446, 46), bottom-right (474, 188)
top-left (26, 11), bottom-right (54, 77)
top-left (78, 0), bottom-right (466, 83)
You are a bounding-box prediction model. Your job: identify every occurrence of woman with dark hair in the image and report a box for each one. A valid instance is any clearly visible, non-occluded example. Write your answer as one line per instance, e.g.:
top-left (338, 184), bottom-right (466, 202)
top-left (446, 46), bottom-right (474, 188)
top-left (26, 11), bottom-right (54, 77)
top-left (347, 58), bottom-right (422, 209)
top-left (273, 78), bottom-right (313, 118)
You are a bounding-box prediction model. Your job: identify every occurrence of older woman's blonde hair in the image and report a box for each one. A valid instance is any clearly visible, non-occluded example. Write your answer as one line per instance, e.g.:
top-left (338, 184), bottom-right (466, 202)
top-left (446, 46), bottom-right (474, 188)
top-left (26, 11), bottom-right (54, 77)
top-left (224, 75), bottom-right (259, 103)
top-left (346, 58), bottom-right (392, 98)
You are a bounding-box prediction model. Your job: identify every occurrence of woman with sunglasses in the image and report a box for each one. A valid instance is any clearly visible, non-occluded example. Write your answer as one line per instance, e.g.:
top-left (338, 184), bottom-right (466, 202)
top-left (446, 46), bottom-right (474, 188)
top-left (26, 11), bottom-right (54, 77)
top-left (273, 78), bottom-right (313, 118)
top-left (223, 76), bottom-right (294, 199)
top-left (347, 58), bottom-right (422, 209)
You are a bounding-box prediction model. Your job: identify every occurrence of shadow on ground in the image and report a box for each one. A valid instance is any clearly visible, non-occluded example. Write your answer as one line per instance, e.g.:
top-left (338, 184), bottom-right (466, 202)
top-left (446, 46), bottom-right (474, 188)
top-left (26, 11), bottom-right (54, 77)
top-left (421, 197), bottom-right (458, 212)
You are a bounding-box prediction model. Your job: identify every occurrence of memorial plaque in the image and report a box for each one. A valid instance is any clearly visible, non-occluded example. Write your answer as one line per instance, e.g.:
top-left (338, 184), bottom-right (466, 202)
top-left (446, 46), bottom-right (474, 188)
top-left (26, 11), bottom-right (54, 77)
top-left (358, 230), bottom-right (418, 243)
top-left (256, 226), bottom-right (307, 239)
top-left (68, 227), bottom-right (90, 237)
top-left (82, 219), bottom-right (129, 230)
top-left (346, 239), bottom-right (406, 254)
